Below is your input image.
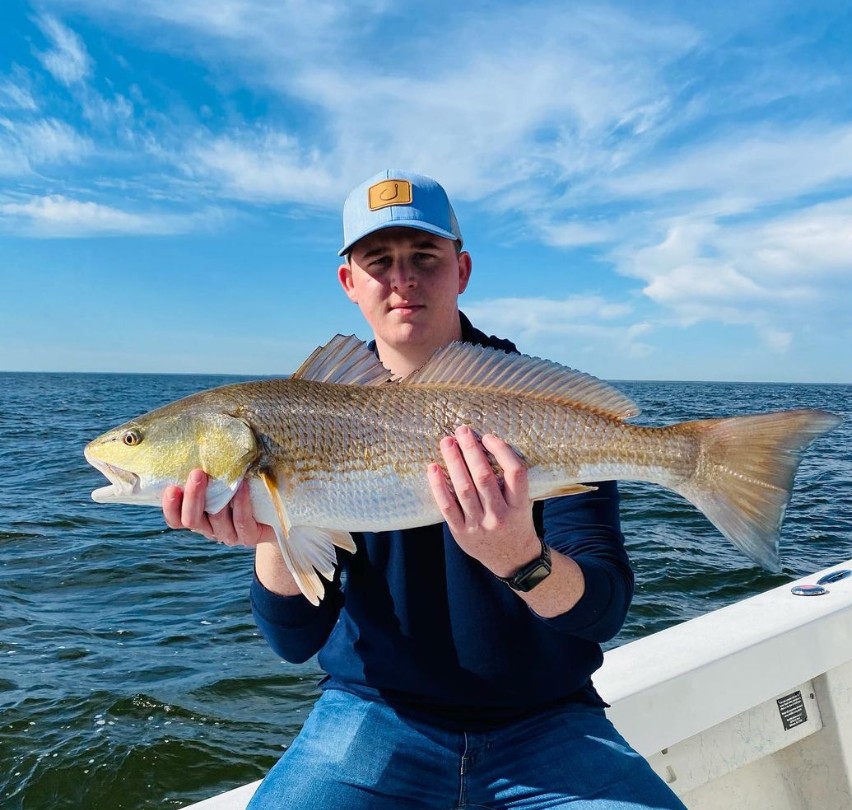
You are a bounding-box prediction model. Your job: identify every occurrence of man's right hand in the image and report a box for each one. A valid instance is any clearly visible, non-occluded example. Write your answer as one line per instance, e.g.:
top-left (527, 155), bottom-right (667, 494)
top-left (162, 469), bottom-right (276, 548)
top-left (163, 471), bottom-right (327, 599)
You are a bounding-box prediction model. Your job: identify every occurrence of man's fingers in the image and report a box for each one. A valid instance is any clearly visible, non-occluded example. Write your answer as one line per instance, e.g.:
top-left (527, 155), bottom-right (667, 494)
top-left (482, 433), bottom-right (529, 506)
top-left (162, 469), bottom-right (268, 546)
top-left (454, 426), bottom-right (507, 514)
top-left (230, 481), bottom-right (258, 539)
top-left (428, 462), bottom-right (463, 526)
top-left (208, 506), bottom-right (238, 545)
top-left (222, 481), bottom-right (274, 547)
top-left (180, 469), bottom-right (209, 529)
top-left (162, 485), bottom-right (184, 529)
top-left (440, 432), bottom-right (484, 520)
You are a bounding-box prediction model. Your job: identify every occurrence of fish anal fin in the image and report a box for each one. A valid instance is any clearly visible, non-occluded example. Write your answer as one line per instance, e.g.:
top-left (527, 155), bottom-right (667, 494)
top-left (293, 334), bottom-right (394, 386)
top-left (403, 343), bottom-right (639, 420)
top-left (533, 483), bottom-right (598, 500)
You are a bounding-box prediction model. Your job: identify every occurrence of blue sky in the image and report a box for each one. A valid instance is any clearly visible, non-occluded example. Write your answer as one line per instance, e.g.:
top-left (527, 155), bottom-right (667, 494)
top-left (1, 0), bottom-right (851, 382)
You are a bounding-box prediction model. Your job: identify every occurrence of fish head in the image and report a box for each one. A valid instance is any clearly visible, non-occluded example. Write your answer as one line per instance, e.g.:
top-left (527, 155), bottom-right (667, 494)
top-left (84, 402), bottom-right (258, 510)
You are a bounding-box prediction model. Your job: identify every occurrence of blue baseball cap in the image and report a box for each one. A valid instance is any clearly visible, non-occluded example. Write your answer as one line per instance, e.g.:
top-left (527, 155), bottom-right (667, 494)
top-left (339, 169), bottom-right (463, 256)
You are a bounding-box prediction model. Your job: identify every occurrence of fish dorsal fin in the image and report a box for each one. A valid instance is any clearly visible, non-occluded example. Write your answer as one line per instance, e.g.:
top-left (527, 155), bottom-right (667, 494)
top-left (403, 342), bottom-right (640, 420)
top-left (293, 334), bottom-right (394, 385)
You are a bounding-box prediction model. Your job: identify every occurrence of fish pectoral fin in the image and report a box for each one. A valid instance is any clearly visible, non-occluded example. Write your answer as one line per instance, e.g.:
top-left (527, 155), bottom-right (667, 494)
top-left (204, 476), bottom-right (242, 515)
top-left (257, 471), bottom-right (348, 606)
top-left (533, 483), bottom-right (598, 500)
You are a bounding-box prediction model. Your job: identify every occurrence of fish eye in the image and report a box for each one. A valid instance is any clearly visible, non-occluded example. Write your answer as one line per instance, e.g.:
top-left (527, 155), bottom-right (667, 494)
top-left (122, 429), bottom-right (143, 447)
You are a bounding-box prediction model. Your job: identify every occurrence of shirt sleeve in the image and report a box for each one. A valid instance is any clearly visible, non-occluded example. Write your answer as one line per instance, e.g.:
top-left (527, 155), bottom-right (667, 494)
top-left (250, 572), bottom-right (344, 664)
top-left (535, 480), bottom-right (634, 642)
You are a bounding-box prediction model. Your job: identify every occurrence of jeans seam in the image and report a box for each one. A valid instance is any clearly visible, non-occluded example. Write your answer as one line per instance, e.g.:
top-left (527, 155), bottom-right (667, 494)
top-left (456, 731), bottom-right (470, 809)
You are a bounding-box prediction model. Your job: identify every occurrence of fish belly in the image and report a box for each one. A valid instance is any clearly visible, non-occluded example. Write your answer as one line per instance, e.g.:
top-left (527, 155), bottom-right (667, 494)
top-left (249, 467), bottom-right (443, 533)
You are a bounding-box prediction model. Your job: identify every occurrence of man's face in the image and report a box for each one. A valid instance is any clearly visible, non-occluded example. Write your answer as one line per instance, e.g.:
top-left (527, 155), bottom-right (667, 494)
top-left (338, 227), bottom-right (471, 358)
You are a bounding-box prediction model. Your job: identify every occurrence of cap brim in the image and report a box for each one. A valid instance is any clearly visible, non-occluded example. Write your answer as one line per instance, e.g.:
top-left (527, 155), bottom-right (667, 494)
top-left (338, 220), bottom-right (460, 256)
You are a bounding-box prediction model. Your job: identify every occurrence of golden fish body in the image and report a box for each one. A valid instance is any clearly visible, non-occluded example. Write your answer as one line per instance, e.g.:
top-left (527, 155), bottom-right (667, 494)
top-left (84, 335), bottom-right (841, 604)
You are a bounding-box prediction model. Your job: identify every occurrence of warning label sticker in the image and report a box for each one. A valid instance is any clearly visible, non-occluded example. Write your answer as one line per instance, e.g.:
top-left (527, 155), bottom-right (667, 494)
top-left (777, 691), bottom-right (808, 730)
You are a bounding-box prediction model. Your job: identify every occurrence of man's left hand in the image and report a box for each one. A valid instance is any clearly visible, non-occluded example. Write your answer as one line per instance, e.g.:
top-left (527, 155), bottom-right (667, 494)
top-left (427, 425), bottom-right (541, 578)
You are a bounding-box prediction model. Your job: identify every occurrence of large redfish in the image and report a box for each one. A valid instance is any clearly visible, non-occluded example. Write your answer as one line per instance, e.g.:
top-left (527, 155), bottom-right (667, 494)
top-left (84, 334), bottom-right (841, 604)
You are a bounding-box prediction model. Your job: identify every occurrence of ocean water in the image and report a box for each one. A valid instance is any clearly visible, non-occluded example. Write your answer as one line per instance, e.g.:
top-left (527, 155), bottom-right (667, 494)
top-left (1, 372), bottom-right (850, 809)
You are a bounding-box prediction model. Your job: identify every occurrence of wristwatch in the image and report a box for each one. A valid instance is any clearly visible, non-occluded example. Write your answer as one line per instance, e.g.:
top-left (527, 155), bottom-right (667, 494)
top-left (495, 537), bottom-right (552, 592)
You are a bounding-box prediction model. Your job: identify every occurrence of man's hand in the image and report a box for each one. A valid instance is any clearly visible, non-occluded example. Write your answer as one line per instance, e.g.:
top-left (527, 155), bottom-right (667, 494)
top-left (427, 425), bottom-right (586, 617)
top-left (426, 426), bottom-right (540, 576)
top-left (162, 471), bottom-right (314, 599)
top-left (162, 469), bottom-right (275, 547)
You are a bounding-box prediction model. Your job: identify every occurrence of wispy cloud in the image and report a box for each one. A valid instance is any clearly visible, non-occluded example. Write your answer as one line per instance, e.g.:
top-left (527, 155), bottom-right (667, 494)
top-left (0, 71), bottom-right (38, 111)
top-left (189, 130), bottom-right (338, 204)
top-left (600, 123), bottom-right (852, 211)
top-left (44, 0), bottom-right (699, 198)
top-left (0, 194), bottom-right (222, 237)
top-left (34, 13), bottom-right (93, 86)
top-left (613, 195), bottom-right (852, 351)
top-left (0, 117), bottom-right (92, 175)
top-left (463, 295), bottom-right (654, 362)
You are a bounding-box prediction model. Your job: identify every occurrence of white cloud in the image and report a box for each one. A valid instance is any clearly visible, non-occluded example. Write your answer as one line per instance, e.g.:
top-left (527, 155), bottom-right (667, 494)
top-left (34, 14), bottom-right (93, 86)
top-left (601, 124), bottom-right (852, 210)
top-left (294, 7), bottom-right (696, 199)
top-left (723, 198), bottom-right (852, 279)
top-left (462, 294), bottom-right (653, 362)
top-left (189, 131), bottom-right (338, 204)
top-left (0, 74), bottom-right (38, 111)
top-left (536, 220), bottom-right (617, 249)
top-left (465, 295), bottom-right (632, 330)
top-left (80, 90), bottom-right (134, 130)
top-left (0, 194), bottom-right (222, 237)
top-left (22, 118), bottom-right (91, 164)
top-left (44, 1), bottom-right (699, 202)
top-left (614, 197), bottom-right (852, 351)
top-left (0, 117), bottom-right (92, 176)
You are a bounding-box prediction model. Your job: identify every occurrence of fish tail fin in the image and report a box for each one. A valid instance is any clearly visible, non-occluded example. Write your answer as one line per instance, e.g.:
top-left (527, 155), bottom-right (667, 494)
top-left (673, 409), bottom-right (841, 571)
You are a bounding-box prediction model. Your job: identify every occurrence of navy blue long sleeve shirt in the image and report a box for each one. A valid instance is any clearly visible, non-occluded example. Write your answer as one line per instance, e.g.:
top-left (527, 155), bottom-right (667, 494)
top-left (251, 314), bottom-right (634, 731)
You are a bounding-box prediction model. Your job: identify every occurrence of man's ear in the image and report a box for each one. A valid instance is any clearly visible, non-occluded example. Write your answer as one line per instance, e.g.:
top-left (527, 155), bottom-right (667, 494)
top-left (457, 251), bottom-right (472, 294)
top-left (338, 263), bottom-right (358, 302)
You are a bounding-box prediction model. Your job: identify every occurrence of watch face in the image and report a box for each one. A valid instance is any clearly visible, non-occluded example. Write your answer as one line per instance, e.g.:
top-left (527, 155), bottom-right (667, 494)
top-left (513, 562), bottom-right (552, 592)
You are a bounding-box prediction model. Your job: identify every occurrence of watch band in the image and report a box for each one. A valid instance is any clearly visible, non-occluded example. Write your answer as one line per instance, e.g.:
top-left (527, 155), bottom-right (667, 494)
top-left (495, 537), bottom-right (552, 592)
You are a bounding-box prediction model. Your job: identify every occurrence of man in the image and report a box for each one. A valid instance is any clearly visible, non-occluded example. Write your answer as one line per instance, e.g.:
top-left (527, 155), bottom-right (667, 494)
top-left (163, 170), bottom-right (686, 809)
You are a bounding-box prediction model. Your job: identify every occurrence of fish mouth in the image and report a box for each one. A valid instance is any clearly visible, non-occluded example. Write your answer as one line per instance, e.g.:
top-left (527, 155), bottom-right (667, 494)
top-left (84, 448), bottom-right (140, 502)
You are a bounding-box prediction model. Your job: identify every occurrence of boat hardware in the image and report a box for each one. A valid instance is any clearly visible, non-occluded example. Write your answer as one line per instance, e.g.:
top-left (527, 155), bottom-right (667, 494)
top-left (791, 584), bottom-right (828, 596)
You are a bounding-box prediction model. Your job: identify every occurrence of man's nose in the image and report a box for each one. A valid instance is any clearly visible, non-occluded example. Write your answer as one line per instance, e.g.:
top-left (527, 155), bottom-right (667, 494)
top-left (389, 259), bottom-right (416, 289)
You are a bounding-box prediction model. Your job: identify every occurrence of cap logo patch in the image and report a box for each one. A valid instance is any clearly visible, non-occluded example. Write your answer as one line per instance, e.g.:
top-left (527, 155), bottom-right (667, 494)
top-left (368, 179), bottom-right (413, 211)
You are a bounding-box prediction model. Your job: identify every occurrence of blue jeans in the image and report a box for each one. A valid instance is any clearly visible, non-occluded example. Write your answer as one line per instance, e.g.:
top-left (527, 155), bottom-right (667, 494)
top-left (247, 689), bottom-right (686, 809)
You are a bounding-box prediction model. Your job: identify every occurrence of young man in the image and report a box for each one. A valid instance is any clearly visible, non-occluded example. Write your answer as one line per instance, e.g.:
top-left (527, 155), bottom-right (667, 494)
top-left (163, 170), bottom-right (686, 809)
